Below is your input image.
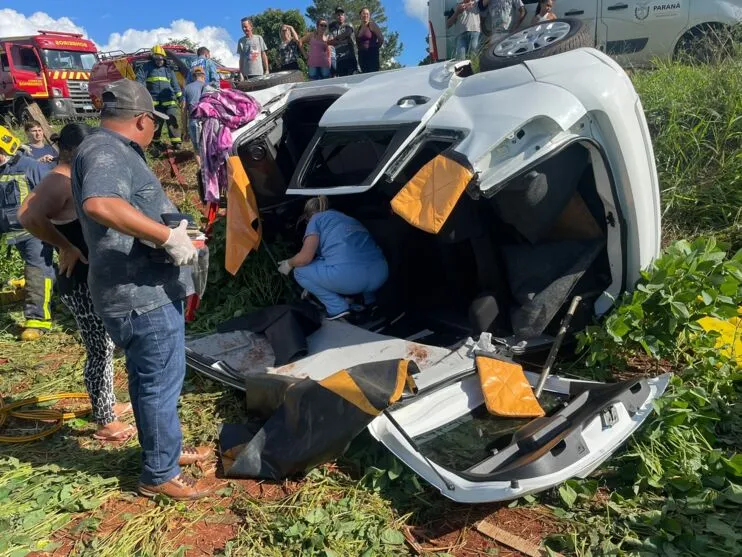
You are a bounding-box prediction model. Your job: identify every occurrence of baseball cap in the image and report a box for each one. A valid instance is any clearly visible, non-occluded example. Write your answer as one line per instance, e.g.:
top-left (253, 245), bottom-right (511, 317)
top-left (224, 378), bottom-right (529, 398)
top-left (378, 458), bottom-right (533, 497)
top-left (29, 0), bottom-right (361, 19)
top-left (192, 66), bottom-right (206, 76)
top-left (334, 6), bottom-right (345, 13)
top-left (101, 79), bottom-right (168, 120)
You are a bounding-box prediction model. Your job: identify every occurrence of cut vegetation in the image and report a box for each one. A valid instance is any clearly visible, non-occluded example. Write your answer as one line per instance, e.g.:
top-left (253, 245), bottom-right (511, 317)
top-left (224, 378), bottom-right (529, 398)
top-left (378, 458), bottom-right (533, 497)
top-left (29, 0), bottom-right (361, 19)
top-left (1, 52), bottom-right (741, 556)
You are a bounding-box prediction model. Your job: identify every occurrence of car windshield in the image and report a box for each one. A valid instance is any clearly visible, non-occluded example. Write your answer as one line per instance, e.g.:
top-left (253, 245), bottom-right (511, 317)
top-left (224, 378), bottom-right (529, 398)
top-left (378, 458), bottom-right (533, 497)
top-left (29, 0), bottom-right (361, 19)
top-left (41, 49), bottom-right (96, 70)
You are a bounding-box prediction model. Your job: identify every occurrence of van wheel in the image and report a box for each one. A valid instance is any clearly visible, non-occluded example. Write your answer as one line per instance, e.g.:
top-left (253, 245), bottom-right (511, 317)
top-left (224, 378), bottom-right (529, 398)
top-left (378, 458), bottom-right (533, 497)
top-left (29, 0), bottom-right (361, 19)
top-left (674, 24), bottom-right (735, 64)
top-left (479, 19), bottom-right (592, 72)
top-left (236, 70), bottom-right (305, 93)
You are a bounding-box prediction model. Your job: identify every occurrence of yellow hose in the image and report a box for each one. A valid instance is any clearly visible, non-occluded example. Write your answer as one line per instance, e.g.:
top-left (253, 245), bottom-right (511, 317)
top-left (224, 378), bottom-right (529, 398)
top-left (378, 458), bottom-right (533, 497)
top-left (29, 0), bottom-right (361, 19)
top-left (0, 392), bottom-right (91, 443)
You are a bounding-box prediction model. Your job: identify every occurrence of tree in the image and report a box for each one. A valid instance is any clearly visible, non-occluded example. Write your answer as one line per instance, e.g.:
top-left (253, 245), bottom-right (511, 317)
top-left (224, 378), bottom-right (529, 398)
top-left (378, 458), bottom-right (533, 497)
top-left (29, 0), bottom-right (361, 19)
top-left (305, 0), bottom-right (403, 69)
top-left (166, 37), bottom-right (223, 64)
top-left (250, 9), bottom-right (308, 72)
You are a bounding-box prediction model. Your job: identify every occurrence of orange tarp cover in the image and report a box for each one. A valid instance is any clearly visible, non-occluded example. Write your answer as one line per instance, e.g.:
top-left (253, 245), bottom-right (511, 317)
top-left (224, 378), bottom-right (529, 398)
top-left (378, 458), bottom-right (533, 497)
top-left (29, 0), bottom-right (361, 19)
top-left (390, 154), bottom-right (473, 234)
top-left (475, 354), bottom-right (545, 418)
top-left (225, 156), bottom-right (261, 276)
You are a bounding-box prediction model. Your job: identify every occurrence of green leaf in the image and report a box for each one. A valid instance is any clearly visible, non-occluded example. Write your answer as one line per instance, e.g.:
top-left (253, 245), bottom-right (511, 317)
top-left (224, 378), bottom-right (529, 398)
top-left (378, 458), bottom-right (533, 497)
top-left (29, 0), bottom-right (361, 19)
top-left (670, 301), bottom-right (691, 319)
top-left (705, 516), bottom-right (740, 540)
top-left (559, 483), bottom-right (578, 509)
top-left (723, 455), bottom-right (742, 478)
top-left (380, 528), bottom-right (405, 545)
top-left (304, 508), bottom-right (328, 525)
top-left (22, 510), bottom-right (46, 530)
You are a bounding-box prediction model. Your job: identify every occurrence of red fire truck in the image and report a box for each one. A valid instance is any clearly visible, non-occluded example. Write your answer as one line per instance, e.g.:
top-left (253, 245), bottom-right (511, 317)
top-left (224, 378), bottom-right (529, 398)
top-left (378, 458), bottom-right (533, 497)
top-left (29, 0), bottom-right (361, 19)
top-left (0, 30), bottom-right (98, 121)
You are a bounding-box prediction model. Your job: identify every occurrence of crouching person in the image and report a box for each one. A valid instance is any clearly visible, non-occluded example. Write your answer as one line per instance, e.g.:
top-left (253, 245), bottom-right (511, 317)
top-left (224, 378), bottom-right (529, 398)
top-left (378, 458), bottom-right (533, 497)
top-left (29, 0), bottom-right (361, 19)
top-left (71, 79), bottom-right (211, 500)
top-left (278, 196), bottom-right (388, 320)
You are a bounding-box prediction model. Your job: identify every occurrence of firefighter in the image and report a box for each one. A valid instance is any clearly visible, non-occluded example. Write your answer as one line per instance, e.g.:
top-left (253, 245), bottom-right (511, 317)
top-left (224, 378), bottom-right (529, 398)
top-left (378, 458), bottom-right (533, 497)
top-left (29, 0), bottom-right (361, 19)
top-left (135, 45), bottom-right (184, 149)
top-left (0, 125), bottom-right (53, 340)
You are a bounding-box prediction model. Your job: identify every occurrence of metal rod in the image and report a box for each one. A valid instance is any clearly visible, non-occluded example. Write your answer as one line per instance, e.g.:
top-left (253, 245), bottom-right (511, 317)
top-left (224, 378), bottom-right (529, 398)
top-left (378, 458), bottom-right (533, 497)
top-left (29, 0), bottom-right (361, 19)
top-left (534, 295), bottom-right (582, 399)
top-left (382, 409), bottom-right (455, 491)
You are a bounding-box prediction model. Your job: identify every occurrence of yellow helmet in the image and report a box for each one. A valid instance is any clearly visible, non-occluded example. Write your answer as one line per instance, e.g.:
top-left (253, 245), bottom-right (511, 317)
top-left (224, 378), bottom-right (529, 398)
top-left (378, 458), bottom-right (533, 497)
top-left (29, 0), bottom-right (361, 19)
top-left (0, 125), bottom-right (20, 157)
top-left (151, 44), bottom-right (166, 57)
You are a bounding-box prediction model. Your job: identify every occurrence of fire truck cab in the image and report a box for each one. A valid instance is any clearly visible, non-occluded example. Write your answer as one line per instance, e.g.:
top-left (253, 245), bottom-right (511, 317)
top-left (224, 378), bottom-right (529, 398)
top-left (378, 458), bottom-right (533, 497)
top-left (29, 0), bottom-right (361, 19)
top-left (0, 30), bottom-right (98, 121)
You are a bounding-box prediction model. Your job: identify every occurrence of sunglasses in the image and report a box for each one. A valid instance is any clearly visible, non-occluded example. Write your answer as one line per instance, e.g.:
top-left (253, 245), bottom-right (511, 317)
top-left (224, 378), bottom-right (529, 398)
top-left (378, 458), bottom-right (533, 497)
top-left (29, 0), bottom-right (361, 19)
top-left (138, 112), bottom-right (157, 124)
top-left (319, 23), bottom-right (328, 27)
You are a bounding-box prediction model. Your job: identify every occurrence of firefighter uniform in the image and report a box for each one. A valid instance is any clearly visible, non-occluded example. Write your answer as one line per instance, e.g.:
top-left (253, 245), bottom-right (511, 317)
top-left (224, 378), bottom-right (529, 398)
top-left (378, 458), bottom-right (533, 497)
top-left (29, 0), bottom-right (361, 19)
top-left (135, 45), bottom-right (183, 147)
top-left (0, 126), bottom-right (53, 340)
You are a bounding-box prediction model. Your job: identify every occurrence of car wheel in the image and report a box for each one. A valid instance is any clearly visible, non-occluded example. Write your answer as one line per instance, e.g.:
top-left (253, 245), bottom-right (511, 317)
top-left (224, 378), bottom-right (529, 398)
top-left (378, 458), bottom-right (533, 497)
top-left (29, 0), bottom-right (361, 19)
top-left (479, 19), bottom-right (592, 72)
top-left (235, 70), bottom-right (306, 93)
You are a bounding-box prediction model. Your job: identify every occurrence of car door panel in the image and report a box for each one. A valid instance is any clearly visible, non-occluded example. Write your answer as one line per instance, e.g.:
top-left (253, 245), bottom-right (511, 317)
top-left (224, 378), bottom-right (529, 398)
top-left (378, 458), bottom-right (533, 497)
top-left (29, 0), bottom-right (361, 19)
top-left (602, 0), bottom-right (690, 65)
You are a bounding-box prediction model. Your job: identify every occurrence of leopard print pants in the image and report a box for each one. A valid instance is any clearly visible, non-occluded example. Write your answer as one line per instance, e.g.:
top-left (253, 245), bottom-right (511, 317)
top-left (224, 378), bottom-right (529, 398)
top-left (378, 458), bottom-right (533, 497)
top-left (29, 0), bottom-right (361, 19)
top-left (59, 283), bottom-right (117, 425)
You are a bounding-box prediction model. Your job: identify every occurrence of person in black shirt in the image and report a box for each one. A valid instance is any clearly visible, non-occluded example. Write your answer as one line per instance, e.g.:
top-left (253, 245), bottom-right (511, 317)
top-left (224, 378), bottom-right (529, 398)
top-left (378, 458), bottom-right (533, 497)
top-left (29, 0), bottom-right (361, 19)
top-left (328, 7), bottom-right (358, 76)
top-left (18, 123), bottom-right (135, 442)
top-left (278, 24), bottom-right (302, 71)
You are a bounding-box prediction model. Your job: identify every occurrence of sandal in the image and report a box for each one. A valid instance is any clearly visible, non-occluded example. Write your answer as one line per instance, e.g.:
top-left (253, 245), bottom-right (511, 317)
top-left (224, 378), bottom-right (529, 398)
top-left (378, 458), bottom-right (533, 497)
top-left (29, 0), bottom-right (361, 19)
top-left (93, 423), bottom-right (137, 442)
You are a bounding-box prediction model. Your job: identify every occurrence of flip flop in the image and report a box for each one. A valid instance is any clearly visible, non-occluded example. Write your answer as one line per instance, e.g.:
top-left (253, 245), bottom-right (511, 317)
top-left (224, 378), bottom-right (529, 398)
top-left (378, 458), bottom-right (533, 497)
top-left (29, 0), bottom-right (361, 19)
top-left (113, 402), bottom-right (133, 418)
top-left (93, 423), bottom-right (137, 442)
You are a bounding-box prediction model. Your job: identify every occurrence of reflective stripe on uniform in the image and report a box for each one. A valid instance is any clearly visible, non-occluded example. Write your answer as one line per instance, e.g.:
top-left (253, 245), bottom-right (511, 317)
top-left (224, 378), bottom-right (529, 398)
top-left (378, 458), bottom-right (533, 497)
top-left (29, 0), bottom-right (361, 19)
top-left (146, 76), bottom-right (170, 83)
top-left (25, 319), bottom-right (52, 330)
top-left (156, 100), bottom-right (179, 107)
top-left (170, 137), bottom-right (182, 143)
top-left (0, 173), bottom-right (29, 202)
top-left (42, 277), bottom-right (52, 321)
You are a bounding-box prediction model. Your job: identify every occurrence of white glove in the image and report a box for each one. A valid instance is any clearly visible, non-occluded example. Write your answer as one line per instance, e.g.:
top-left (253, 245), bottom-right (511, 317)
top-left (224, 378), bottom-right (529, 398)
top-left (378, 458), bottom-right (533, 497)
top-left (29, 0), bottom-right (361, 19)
top-left (162, 220), bottom-right (198, 266)
top-left (277, 260), bottom-right (293, 275)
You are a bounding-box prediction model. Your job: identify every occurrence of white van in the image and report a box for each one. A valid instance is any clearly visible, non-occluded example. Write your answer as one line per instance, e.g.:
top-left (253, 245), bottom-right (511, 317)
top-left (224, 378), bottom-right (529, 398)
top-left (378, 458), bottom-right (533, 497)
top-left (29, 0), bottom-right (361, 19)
top-left (429, 0), bottom-right (742, 66)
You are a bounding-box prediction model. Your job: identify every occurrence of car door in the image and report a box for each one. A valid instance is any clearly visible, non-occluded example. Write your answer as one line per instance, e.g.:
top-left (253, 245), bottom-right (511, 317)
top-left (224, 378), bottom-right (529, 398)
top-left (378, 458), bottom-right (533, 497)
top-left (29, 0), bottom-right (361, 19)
top-left (8, 44), bottom-right (49, 100)
top-left (0, 45), bottom-right (13, 100)
top-left (601, 0), bottom-right (690, 65)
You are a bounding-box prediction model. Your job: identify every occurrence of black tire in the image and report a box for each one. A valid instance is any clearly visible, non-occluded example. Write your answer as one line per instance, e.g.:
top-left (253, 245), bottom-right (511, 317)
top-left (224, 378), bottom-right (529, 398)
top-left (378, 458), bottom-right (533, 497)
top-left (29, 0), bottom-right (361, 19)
top-left (674, 24), bottom-right (735, 65)
top-left (235, 70), bottom-right (305, 93)
top-left (479, 19), bottom-right (592, 72)
top-left (13, 97), bottom-right (33, 124)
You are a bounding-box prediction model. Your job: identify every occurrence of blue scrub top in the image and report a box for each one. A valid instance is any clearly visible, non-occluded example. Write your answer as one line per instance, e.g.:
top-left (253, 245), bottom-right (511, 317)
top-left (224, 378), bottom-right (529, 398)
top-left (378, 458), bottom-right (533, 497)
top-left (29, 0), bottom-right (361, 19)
top-left (305, 209), bottom-right (384, 266)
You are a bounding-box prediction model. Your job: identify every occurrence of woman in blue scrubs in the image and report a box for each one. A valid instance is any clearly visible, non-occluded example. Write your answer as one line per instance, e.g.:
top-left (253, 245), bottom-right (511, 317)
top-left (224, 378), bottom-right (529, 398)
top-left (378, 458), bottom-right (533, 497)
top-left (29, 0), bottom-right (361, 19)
top-left (278, 196), bottom-right (388, 320)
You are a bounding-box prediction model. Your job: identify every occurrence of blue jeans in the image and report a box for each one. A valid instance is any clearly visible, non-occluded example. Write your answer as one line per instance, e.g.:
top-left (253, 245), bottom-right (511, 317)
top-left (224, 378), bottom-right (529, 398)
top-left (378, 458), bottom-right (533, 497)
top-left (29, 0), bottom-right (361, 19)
top-left (102, 301), bottom-right (185, 486)
top-left (308, 66), bottom-right (331, 80)
top-left (294, 259), bottom-right (389, 316)
top-left (456, 31), bottom-right (481, 60)
top-left (188, 119), bottom-right (201, 154)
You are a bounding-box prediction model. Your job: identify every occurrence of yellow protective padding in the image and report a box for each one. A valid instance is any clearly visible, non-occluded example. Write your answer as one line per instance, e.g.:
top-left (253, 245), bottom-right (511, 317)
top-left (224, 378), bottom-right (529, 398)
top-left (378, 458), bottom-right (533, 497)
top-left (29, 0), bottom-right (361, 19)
top-left (320, 370), bottom-right (381, 416)
top-left (225, 155), bottom-right (262, 275)
top-left (475, 355), bottom-right (545, 418)
top-left (698, 307), bottom-right (741, 367)
top-left (320, 360), bottom-right (416, 416)
top-left (390, 154), bottom-right (474, 234)
top-left (113, 58), bottom-right (136, 81)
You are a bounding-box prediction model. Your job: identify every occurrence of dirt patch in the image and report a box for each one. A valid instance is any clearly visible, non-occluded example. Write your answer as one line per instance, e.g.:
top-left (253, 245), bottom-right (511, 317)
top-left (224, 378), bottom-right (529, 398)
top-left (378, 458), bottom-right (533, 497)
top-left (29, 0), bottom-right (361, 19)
top-left (613, 353), bottom-right (674, 381)
top-left (407, 505), bottom-right (562, 556)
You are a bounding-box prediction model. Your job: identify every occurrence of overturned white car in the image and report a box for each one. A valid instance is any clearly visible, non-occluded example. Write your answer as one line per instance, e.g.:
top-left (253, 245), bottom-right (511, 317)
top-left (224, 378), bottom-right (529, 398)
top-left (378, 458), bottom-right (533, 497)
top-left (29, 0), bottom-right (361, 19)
top-left (187, 48), bottom-right (670, 503)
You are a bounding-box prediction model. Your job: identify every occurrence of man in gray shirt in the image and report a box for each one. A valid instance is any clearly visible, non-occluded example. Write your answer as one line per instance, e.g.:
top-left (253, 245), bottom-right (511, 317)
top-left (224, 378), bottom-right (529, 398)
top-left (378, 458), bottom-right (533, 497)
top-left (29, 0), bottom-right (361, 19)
top-left (447, 0), bottom-right (482, 60)
top-left (71, 79), bottom-right (211, 500)
top-left (237, 17), bottom-right (269, 79)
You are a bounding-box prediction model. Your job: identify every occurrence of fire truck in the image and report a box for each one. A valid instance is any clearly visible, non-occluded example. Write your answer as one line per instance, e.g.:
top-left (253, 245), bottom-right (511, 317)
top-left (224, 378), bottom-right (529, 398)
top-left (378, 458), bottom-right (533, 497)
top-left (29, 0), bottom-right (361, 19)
top-left (0, 30), bottom-right (98, 121)
top-left (90, 44), bottom-right (239, 109)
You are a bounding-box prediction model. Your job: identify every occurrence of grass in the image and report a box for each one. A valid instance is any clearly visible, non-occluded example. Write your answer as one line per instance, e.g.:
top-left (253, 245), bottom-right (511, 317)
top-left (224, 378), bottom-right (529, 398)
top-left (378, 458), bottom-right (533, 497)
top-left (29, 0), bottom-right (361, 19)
top-left (1, 53), bottom-right (741, 556)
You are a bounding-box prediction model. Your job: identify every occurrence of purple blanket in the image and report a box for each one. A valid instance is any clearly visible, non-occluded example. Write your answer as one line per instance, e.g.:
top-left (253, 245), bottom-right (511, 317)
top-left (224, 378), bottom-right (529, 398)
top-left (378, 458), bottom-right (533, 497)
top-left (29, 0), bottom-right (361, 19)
top-left (193, 88), bottom-right (262, 202)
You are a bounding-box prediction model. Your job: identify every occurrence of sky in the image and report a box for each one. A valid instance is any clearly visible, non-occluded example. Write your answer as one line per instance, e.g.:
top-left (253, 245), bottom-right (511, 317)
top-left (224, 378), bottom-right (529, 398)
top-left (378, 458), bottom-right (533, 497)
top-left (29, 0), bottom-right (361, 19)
top-left (1, 1), bottom-right (429, 67)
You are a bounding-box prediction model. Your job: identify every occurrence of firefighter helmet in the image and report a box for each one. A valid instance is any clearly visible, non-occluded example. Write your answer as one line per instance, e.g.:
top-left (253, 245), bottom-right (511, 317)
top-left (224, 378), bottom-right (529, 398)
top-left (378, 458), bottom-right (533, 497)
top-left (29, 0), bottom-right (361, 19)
top-left (0, 125), bottom-right (20, 157)
top-left (151, 45), bottom-right (166, 57)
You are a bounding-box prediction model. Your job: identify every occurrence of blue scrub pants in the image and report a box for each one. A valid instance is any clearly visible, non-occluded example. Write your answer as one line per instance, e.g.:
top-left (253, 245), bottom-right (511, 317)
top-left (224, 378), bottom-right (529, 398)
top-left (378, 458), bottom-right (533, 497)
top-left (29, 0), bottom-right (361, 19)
top-left (294, 259), bottom-right (388, 316)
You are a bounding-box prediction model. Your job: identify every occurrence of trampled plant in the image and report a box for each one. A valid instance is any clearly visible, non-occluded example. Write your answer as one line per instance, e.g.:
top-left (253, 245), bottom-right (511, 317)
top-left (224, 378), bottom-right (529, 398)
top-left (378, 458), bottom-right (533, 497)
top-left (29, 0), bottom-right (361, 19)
top-left (547, 237), bottom-right (741, 555)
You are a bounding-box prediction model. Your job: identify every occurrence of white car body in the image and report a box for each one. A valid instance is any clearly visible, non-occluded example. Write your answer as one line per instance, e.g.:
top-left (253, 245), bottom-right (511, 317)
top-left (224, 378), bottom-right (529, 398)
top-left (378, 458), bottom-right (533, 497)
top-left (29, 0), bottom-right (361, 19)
top-left (429, 0), bottom-right (742, 66)
top-left (193, 49), bottom-right (666, 502)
